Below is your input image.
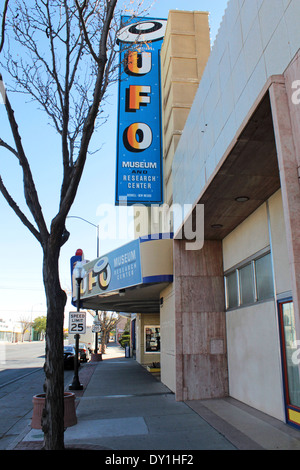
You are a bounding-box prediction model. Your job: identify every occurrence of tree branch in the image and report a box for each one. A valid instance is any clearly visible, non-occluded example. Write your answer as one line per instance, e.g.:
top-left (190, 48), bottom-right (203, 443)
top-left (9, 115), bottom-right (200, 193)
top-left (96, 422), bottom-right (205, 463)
top-left (0, 0), bottom-right (9, 54)
top-left (2, 0), bottom-right (120, 243)
top-left (0, 72), bottom-right (49, 241)
top-left (0, 175), bottom-right (42, 243)
top-left (0, 137), bottom-right (19, 158)
top-left (75, 0), bottom-right (99, 63)
top-left (44, 0), bottom-right (64, 111)
top-left (54, 0), bottom-right (118, 226)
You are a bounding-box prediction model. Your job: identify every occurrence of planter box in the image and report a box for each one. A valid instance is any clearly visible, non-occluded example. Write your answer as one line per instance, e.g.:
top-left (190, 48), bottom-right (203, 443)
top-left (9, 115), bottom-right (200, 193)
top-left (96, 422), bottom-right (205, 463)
top-left (91, 353), bottom-right (102, 362)
top-left (147, 366), bottom-right (161, 373)
top-left (31, 392), bottom-right (77, 429)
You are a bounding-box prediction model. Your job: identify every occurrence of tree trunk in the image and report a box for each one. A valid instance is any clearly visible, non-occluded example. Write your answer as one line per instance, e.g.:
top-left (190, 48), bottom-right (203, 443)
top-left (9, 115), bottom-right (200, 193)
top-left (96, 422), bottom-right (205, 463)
top-left (42, 242), bottom-right (67, 450)
top-left (101, 333), bottom-right (106, 354)
top-left (101, 311), bottom-right (107, 354)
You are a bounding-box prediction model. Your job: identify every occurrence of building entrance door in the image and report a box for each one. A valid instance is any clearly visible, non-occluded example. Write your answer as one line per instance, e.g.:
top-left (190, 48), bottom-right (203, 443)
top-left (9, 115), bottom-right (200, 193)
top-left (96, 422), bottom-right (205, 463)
top-left (278, 299), bottom-right (300, 429)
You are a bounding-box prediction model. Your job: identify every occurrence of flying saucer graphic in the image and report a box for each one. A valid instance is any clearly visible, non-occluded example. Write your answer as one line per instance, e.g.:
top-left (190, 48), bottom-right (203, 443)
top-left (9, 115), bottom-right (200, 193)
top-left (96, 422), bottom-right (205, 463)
top-left (93, 257), bottom-right (112, 291)
top-left (93, 257), bottom-right (109, 274)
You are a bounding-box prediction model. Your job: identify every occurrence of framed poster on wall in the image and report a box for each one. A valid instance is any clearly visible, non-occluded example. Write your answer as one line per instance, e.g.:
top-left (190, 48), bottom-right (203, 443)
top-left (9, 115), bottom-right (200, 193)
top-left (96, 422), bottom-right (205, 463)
top-left (145, 326), bottom-right (160, 353)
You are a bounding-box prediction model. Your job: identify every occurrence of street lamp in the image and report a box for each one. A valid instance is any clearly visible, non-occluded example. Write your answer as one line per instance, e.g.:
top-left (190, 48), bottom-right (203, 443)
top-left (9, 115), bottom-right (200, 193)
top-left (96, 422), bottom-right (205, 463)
top-left (67, 215), bottom-right (100, 355)
top-left (69, 261), bottom-right (85, 391)
top-left (67, 216), bottom-right (99, 257)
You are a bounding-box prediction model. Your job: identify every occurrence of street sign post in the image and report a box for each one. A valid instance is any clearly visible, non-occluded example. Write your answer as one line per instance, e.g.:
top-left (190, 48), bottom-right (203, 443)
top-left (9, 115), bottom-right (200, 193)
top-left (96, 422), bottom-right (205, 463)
top-left (69, 312), bottom-right (86, 335)
top-left (92, 323), bottom-right (101, 333)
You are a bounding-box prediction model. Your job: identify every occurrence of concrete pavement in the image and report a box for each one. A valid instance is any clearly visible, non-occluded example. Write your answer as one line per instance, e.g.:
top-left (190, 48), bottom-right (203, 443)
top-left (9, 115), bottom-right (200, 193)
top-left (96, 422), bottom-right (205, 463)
top-left (8, 342), bottom-right (300, 451)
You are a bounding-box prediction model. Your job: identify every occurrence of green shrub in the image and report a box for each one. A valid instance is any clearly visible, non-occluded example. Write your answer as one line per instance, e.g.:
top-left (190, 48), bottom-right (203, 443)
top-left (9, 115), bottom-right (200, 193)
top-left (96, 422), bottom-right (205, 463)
top-left (119, 331), bottom-right (130, 348)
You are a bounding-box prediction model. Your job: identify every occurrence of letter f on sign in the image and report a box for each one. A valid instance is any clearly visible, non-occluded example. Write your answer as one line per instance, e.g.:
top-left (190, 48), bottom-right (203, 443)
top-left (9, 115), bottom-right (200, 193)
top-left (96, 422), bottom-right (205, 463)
top-left (128, 85), bottom-right (151, 111)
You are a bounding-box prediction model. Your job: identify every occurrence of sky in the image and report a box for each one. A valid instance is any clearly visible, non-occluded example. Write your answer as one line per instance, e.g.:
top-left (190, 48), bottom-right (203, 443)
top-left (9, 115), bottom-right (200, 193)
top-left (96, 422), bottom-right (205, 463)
top-left (0, 0), bottom-right (229, 323)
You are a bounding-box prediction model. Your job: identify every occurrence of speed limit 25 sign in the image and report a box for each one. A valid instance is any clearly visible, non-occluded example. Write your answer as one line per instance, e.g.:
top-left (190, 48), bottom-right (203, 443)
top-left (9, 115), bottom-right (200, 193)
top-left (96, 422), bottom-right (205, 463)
top-left (69, 312), bottom-right (86, 335)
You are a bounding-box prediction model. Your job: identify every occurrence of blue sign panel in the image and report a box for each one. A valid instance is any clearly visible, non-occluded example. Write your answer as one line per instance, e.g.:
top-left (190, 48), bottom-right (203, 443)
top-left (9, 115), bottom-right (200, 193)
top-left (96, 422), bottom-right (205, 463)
top-left (115, 16), bottom-right (167, 206)
top-left (78, 239), bottom-right (143, 299)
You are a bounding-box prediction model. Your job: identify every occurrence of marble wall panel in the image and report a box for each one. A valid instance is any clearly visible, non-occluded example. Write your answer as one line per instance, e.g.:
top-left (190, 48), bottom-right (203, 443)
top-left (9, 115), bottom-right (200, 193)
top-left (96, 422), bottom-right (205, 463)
top-left (174, 239), bottom-right (228, 401)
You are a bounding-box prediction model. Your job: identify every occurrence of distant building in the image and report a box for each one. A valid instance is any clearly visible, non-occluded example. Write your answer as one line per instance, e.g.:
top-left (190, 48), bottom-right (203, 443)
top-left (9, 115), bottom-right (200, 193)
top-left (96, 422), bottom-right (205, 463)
top-left (116, 316), bottom-right (129, 343)
top-left (0, 318), bottom-right (23, 342)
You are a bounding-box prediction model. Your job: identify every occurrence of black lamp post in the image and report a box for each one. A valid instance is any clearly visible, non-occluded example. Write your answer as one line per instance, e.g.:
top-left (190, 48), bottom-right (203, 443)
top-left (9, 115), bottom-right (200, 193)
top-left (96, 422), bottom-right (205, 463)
top-left (69, 262), bottom-right (84, 391)
top-left (67, 215), bottom-right (100, 354)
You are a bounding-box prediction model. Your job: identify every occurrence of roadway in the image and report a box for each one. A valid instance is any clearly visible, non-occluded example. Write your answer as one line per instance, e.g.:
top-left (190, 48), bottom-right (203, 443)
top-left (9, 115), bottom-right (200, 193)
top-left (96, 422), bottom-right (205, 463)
top-left (0, 341), bottom-right (74, 450)
top-left (0, 341), bottom-right (46, 388)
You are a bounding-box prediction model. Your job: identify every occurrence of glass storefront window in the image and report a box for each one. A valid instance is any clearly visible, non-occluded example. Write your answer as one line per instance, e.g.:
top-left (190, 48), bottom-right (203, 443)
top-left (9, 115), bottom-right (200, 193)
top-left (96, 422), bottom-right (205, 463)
top-left (239, 263), bottom-right (255, 305)
top-left (255, 253), bottom-right (274, 301)
top-left (225, 251), bottom-right (274, 310)
top-left (226, 271), bottom-right (238, 309)
top-left (145, 326), bottom-right (160, 353)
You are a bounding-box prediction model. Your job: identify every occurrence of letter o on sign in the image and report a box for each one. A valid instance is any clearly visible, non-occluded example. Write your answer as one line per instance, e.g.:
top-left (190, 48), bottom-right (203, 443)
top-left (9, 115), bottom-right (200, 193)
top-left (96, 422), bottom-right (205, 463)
top-left (93, 256), bottom-right (112, 291)
top-left (117, 19), bottom-right (167, 44)
top-left (123, 123), bottom-right (152, 152)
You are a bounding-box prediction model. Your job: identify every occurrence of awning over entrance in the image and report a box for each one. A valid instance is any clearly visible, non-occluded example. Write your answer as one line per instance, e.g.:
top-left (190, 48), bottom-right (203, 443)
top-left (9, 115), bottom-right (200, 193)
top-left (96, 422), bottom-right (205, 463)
top-left (202, 91), bottom-right (280, 240)
top-left (71, 234), bottom-right (173, 314)
top-left (176, 90), bottom-right (281, 242)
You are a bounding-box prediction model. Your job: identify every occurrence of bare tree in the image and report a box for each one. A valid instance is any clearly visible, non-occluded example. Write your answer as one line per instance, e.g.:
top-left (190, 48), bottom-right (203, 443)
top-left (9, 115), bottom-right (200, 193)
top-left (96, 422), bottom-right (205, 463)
top-left (19, 315), bottom-right (32, 342)
top-left (98, 310), bottom-right (120, 353)
top-left (0, 0), bottom-right (150, 450)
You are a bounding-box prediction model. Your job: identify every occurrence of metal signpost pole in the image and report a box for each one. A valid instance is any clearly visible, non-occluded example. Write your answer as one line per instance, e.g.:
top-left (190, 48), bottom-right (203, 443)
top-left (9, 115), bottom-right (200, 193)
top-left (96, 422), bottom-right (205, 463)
top-left (67, 216), bottom-right (100, 354)
top-left (69, 264), bottom-right (84, 391)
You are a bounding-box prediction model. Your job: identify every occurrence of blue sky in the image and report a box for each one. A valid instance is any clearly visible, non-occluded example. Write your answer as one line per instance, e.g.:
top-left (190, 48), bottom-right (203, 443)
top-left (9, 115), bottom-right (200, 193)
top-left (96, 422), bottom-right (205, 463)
top-left (0, 0), bottom-right (228, 322)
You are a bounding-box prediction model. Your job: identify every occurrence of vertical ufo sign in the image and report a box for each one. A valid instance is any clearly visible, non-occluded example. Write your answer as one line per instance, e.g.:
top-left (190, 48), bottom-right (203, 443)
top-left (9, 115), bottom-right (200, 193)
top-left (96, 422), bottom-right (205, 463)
top-left (115, 17), bottom-right (167, 206)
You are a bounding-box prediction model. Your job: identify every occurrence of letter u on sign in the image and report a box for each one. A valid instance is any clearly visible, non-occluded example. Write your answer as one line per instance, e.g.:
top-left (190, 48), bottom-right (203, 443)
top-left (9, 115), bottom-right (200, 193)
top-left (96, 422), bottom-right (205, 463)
top-left (125, 51), bottom-right (152, 76)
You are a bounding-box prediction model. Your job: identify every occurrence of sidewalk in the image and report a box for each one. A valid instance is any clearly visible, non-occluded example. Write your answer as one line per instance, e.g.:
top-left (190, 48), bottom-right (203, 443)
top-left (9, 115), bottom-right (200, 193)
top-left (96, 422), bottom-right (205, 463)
top-left (14, 343), bottom-right (300, 451)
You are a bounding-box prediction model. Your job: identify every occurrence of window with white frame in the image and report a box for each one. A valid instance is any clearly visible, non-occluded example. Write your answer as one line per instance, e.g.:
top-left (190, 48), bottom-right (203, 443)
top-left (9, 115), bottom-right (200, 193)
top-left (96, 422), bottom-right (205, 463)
top-left (144, 326), bottom-right (160, 353)
top-left (225, 251), bottom-right (274, 310)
